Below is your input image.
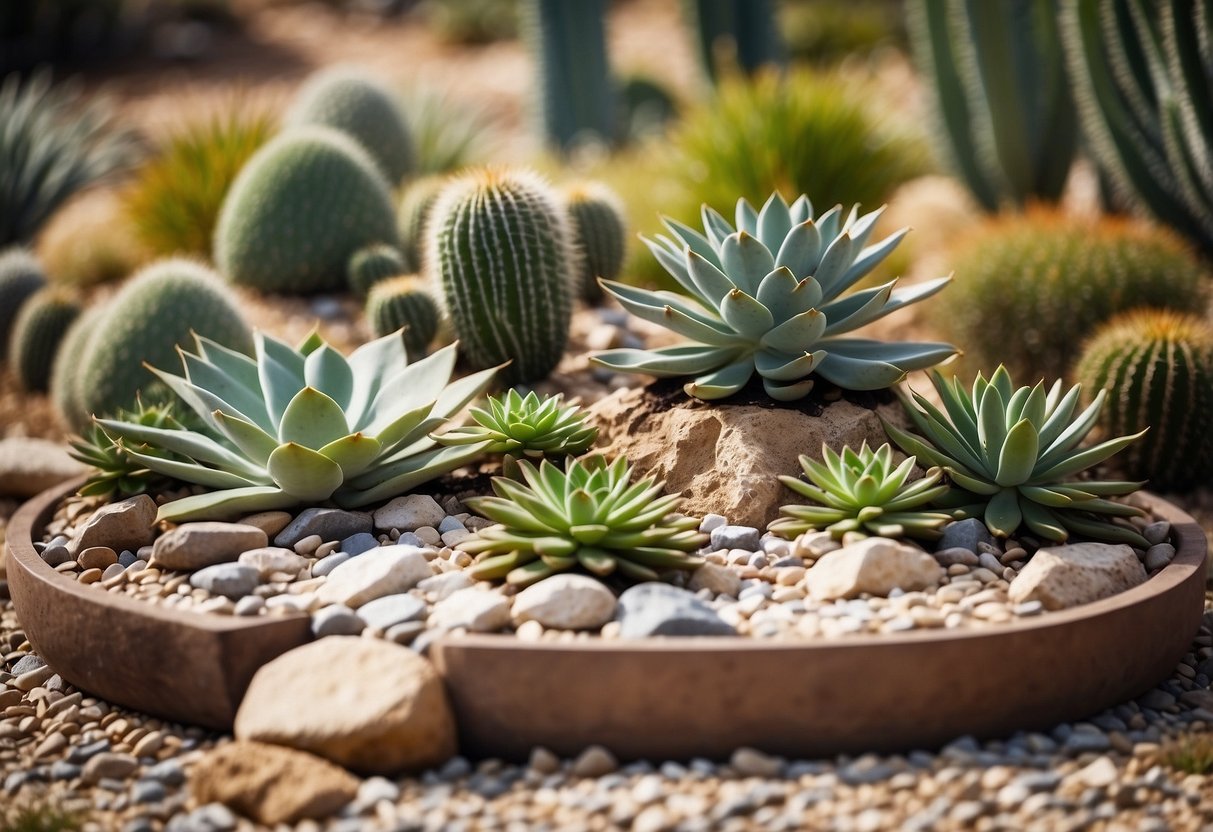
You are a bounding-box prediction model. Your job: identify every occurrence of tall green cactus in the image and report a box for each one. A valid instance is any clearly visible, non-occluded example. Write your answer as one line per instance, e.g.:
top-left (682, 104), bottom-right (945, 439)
top-left (397, 174), bottom-right (447, 270)
top-left (366, 275), bottom-right (441, 357)
top-left (214, 127), bottom-right (399, 294)
top-left (1075, 308), bottom-right (1213, 490)
top-left (683, 0), bottom-right (783, 83)
top-left (1063, 0), bottom-right (1213, 253)
top-left (347, 243), bottom-right (406, 297)
top-left (562, 181), bottom-right (626, 304)
top-left (0, 247), bottom-right (45, 361)
top-left (427, 168), bottom-right (573, 385)
top-left (9, 288), bottom-right (80, 392)
top-left (907, 0), bottom-right (1077, 211)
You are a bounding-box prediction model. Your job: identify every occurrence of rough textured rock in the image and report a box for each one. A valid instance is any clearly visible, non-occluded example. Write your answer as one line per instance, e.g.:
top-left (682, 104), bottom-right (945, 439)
top-left (587, 385), bottom-right (903, 527)
top-left (688, 563), bottom-right (742, 597)
top-left (150, 522), bottom-right (269, 571)
top-left (804, 537), bottom-right (945, 601)
top-left (190, 741), bottom-right (359, 825)
top-left (189, 563), bottom-right (260, 599)
top-left (511, 574), bottom-right (618, 630)
top-left (316, 545), bottom-right (432, 608)
top-left (0, 437), bottom-right (85, 498)
top-left (235, 637), bottom-right (456, 775)
top-left (74, 495), bottom-right (158, 553)
top-left (373, 494), bottom-right (445, 531)
top-left (1008, 542), bottom-right (1148, 611)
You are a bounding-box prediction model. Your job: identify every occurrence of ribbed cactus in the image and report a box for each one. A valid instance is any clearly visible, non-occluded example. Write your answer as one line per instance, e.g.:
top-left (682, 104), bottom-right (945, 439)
top-left (562, 181), bottom-right (626, 304)
top-left (348, 243), bottom-right (406, 297)
top-left (937, 211), bottom-right (1208, 381)
top-left (907, 0), bottom-right (1077, 211)
top-left (366, 275), bottom-right (441, 357)
top-left (75, 259), bottom-right (253, 423)
top-left (1063, 0), bottom-right (1213, 253)
top-left (51, 303), bottom-right (108, 430)
top-left (214, 127), bottom-right (399, 294)
top-left (284, 66), bottom-right (416, 185)
top-left (683, 0), bottom-right (783, 83)
top-left (427, 168), bottom-right (573, 385)
top-left (1075, 309), bottom-right (1213, 491)
top-left (0, 247), bottom-right (46, 361)
top-left (397, 174), bottom-right (447, 270)
top-left (8, 288), bottom-right (80, 392)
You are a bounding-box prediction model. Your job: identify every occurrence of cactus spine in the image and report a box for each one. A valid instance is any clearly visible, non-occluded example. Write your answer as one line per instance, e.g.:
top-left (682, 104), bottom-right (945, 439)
top-left (348, 244), bottom-right (407, 297)
top-left (427, 168), bottom-right (573, 385)
top-left (0, 247), bottom-right (46, 361)
top-left (562, 182), bottom-right (626, 304)
top-left (397, 174), bottom-right (448, 270)
top-left (9, 288), bottom-right (80, 392)
top-left (1075, 309), bottom-right (1213, 491)
top-left (366, 275), bottom-right (441, 357)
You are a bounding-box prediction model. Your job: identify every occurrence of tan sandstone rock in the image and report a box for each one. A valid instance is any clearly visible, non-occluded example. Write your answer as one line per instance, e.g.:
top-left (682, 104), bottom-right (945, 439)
top-left (804, 537), bottom-right (945, 601)
top-left (1008, 542), bottom-right (1147, 611)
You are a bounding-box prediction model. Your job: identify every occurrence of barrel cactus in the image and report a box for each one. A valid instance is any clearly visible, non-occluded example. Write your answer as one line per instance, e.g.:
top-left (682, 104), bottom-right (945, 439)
top-left (348, 244), bottom-right (407, 297)
top-left (0, 247), bottom-right (46, 361)
top-left (284, 66), bottom-right (415, 185)
top-left (51, 303), bottom-right (108, 430)
top-left (563, 181), bottom-right (626, 304)
top-left (366, 275), bottom-right (441, 356)
top-left (214, 127), bottom-right (398, 294)
top-left (9, 288), bottom-right (80, 392)
top-left (1075, 309), bottom-right (1213, 491)
top-left (397, 174), bottom-right (447, 270)
top-left (427, 168), bottom-right (574, 385)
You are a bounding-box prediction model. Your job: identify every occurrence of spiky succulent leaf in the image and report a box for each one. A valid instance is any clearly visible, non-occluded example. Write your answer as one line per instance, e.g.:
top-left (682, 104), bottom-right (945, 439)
top-left (70, 399), bottom-right (194, 499)
top-left (436, 389), bottom-right (598, 461)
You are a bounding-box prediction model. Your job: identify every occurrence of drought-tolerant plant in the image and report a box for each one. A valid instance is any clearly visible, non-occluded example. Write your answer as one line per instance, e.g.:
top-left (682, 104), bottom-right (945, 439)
top-left (285, 66), bottom-right (415, 185)
top-left (37, 191), bottom-right (146, 288)
top-left (0, 247), bottom-right (46, 361)
top-left (616, 74), bottom-right (678, 141)
top-left (400, 88), bottom-right (488, 175)
top-left (936, 211), bottom-right (1208, 381)
top-left (683, 0), bottom-right (783, 83)
top-left (1074, 309), bottom-right (1213, 492)
top-left (214, 127), bottom-right (399, 294)
top-left (50, 304), bottom-right (107, 430)
top-left (427, 167), bottom-right (574, 385)
top-left (592, 191), bottom-right (957, 400)
top-left (563, 181), bottom-right (627, 304)
top-left (348, 243), bottom-right (407, 297)
top-left (420, 0), bottom-right (519, 45)
top-left (780, 0), bottom-right (905, 65)
top-left (8, 288), bottom-right (80, 392)
top-left (463, 455), bottom-right (705, 586)
top-left (365, 275), bottom-right (441, 356)
top-left (0, 71), bottom-right (136, 245)
top-left (1063, 0), bottom-right (1213, 253)
top-left (907, 0), bottom-right (1077, 211)
top-left (397, 174), bottom-right (448, 269)
top-left (769, 442), bottom-right (953, 542)
top-left (1161, 734), bottom-right (1213, 776)
top-left (70, 399), bottom-right (190, 499)
top-left (885, 366), bottom-right (1149, 546)
top-left (123, 105), bottom-right (275, 257)
top-left (96, 333), bottom-right (498, 522)
top-left (0, 798), bottom-right (84, 832)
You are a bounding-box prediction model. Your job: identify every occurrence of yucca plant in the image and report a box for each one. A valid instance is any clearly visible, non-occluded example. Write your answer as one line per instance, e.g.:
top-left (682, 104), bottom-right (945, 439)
top-left (463, 455), bottom-right (705, 586)
top-left (769, 442), bottom-right (954, 541)
top-left (95, 331), bottom-right (499, 522)
top-left (591, 191), bottom-right (957, 400)
top-left (885, 366), bottom-right (1148, 546)
top-left (70, 399), bottom-right (190, 499)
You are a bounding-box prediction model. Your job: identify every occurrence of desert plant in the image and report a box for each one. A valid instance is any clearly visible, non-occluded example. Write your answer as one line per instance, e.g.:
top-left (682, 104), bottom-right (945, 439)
top-left (365, 275), bottom-right (441, 356)
top-left (0, 71), bottom-right (136, 245)
top-left (70, 398), bottom-right (191, 499)
top-left (1074, 309), bottom-right (1213, 491)
top-left (1162, 734), bottom-right (1213, 775)
top-left (936, 211), bottom-right (1208, 381)
top-left (214, 127), bottom-right (399, 294)
top-left (683, 0), bottom-right (783, 83)
top-left (0, 799), bottom-right (83, 832)
top-left (123, 105), bottom-right (275, 257)
top-left (592, 191), bottom-right (957, 400)
top-left (563, 181), bottom-right (627, 304)
top-left (49, 303), bottom-right (108, 430)
top-left (885, 366), bottom-right (1149, 546)
top-left (420, 0), bottom-right (518, 45)
top-left (37, 190), bottom-right (146, 288)
top-left (463, 455), bottom-right (706, 586)
top-left (348, 243), bottom-right (406, 297)
top-left (769, 442), bottom-right (953, 542)
top-left (397, 174), bottom-right (447, 269)
top-left (8, 288), bottom-right (80, 392)
top-left (907, 0), bottom-right (1077, 211)
top-left (780, 0), bottom-right (906, 65)
top-left (400, 89), bottom-right (488, 176)
top-left (0, 247), bottom-right (46, 361)
top-left (97, 332), bottom-right (498, 521)
top-left (616, 74), bottom-right (678, 141)
top-left (427, 167), bottom-right (574, 385)
top-left (1063, 0), bottom-right (1213, 253)
top-left (285, 66), bottom-right (415, 185)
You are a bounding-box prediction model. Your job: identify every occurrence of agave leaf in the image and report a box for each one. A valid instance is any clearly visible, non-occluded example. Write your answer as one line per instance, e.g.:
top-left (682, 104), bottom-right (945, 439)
top-left (507, 559), bottom-right (557, 586)
top-left (96, 419), bottom-right (264, 478)
top-left (946, 466), bottom-right (1003, 496)
top-left (789, 195), bottom-right (813, 223)
top-left (1018, 485), bottom-right (1075, 508)
top-left (304, 344), bottom-right (355, 410)
top-left (193, 334), bottom-right (262, 394)
top-left (592, 344), bottom-right (741, 377)
top-left (362, 344), bottom-right (458, 429)
top-left (119, 445), bottom-right (263, 489)
top-left (210, 411), bottom-right (280, 467)
top-left (428, 364), bottom-right (500, 421)
top-left (1036, 382), bottom-right (1082, 451)
top-left (755, 267), bottom-right (804, 318)
top-left (1058, 513), bottom-right (1148, 547)
top-left (577, 547), bottom-right (616, 575)
top-left (729, 200), bottom-right (757, 238)
top-left (467, 551), bottom-right (532, 580)
top-left (815, 351), bottom-right (906, 391)
top-left (640, 235), bottom-right (699, 296)
top-left (977, 383), bottom-right (1008, 470)
top-left (837, 227), bottom-right (910, 288)
top-left (686, 250), bottom-right (738, 306)
top-left (277, 387), bottom-right (349, 448)
top-left (821, 281), bottom-right (895, 335)
top-left (373, 403), bottom-right (438, 455)
top-left (1032, 431), bottom-right (1148, 482)
top-left (180, 350), bottom-right (272, 432)
top-left (601, 279), bottom-right (723, 331)
top-left (813, 232), bottom-right (856, 300)
top-left (155, 485), bottom-right (297, 523)
top-left (266, 442), bottom-right (344, 501)
top-left (1035, 390), bottom-right (1106, 468)
top-left (661, 216), bottom-right (719, 265)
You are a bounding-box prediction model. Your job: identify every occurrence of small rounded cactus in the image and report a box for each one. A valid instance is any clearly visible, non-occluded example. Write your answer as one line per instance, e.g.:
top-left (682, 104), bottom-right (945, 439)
top-left (397, 174), bottom-right (448, 270)
top-left (348, 244), bottom-right (407, 297)
top-left (214, 127), bottom-right (399, 294)
top-left (9, 288), bottom-right (81, 392)
top-left (366, 275), bottom-right (441, 357)
top-left (427, 167), bottom-right (574, 385)
top-left (0, 247), bottom-right (47, 362)
top-left (1075, 309), bottom-right (1213, 491)
top-left (51, 303), bottom-right (109, 430)
top-left (562, 181), bottom-right (626, 303)
top-left (284, 66), bottom-right (415, 185)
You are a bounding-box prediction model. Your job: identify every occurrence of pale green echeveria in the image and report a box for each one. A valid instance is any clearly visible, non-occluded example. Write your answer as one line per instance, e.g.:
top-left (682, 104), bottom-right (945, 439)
top-left (591, 191), bottom-right (957, 401)
top-left (97, 330), bottom-right (498, 522)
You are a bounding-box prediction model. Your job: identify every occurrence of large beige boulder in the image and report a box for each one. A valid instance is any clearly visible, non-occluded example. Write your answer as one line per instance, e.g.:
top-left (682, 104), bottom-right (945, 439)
top-left (587, 384), bottom-right (903, 528)
top-left (1008, 542), bottom-right (1147, 611)
top-left (235, 636), bottom-right (456, 775)
top-left (804, 537), bottom-right (945, 601)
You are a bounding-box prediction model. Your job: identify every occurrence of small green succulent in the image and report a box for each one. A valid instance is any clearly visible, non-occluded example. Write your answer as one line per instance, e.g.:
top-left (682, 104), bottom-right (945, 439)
top-left (70, 399), bottom-right (191, 499)
top-left (96, 331), bottom-right (498, 522)
top-left (769, 442), bottom-right (954, 542)
top-left (591, 191), bottom-right (957, 401)
top-left (885, 366), bottom-right (1149, 546)
top-left (463, 455), bottom-right (706, 587)
top-left (436, 389), bottom-right (597, 469)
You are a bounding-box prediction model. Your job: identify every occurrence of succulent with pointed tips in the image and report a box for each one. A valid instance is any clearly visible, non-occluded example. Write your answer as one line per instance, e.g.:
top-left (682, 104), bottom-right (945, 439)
top-left (70, 399), bottom-right (191, 499)
top-left (437, 389), bottom-right (597, 459)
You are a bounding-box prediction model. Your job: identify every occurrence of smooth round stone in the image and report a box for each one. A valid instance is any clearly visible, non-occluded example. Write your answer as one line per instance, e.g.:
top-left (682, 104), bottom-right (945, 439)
top-left (190, 563), bottom-right (260, 600)
top-left (311, 605), bottom-right (365, 638)
top-left (356, 593), bottom-right (427, 631)
top-left (511, 574), bottom-right (618, 630)
top-left (78, 546), bottom-right (118, 570)
top-left (312, 551), bottom-right (352, 578)
top-left (234, 595), bottom-right (265, 616)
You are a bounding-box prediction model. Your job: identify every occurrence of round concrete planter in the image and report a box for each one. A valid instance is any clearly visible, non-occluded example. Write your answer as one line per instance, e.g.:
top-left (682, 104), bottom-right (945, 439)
top-left (5, 479), bottom-right (1207, 759)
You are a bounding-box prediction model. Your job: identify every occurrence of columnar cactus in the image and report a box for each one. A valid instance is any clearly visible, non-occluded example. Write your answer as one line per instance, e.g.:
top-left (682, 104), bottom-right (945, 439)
top-left (9, 288), bottom-right (80, 392)
top-left (683, 0), bottom-right (783, 83)
top-left (0, 247), bottom-right (46, 361)
top-left (284, 66), bottom-right (416, 185)
top-left (397, 174), bottom-right (447, 270)
top-left (348, 244), bottom-right (406, 297)
top-left (563, 181), bottom-right (626, 304)
top-left (1075, 309), bottom-right (1213, 491)
top-left (214, 127), bottom-right (399, 294)
top-left (366, 275), bottom-right (441, 357)
top-left (427, 168), bottom-right (574, 385)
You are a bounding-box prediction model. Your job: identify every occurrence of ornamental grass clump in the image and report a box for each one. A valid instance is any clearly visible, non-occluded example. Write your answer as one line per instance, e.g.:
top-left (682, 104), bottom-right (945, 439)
top-left (885, 366), bottom-right (1148, 547)
top-left (591, 190), bottom-right (957, 400)
top-left (463, 455), bottom-right (706, 587)
top-left (769, 442), bottom-right (954, 542)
